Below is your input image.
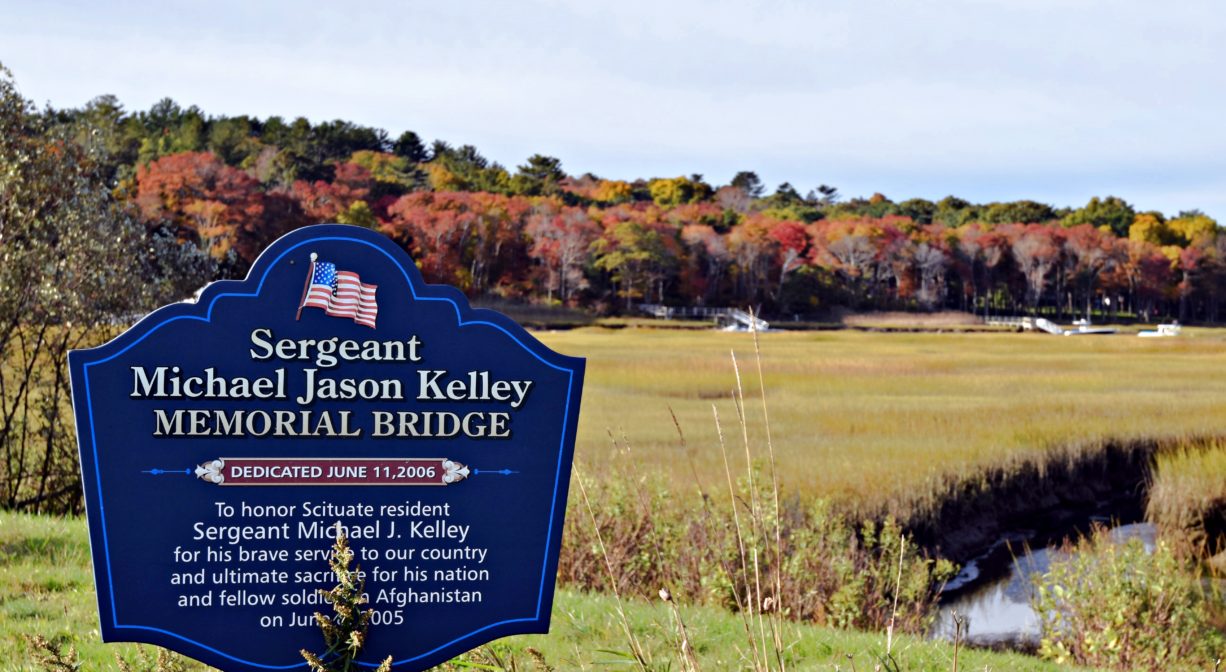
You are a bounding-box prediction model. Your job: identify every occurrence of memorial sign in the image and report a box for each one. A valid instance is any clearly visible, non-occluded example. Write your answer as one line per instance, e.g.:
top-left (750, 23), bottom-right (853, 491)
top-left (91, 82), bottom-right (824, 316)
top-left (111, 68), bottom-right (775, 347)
top-left (69, 224), bottom-right (585, 671)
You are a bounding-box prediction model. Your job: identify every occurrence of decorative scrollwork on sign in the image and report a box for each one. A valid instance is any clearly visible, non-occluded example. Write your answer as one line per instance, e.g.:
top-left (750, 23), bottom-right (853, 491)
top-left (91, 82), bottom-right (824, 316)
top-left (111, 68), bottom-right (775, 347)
top-left (195, 459), bottom-right (225, 484)
top-left (442, 460), bottom-right (470, 484)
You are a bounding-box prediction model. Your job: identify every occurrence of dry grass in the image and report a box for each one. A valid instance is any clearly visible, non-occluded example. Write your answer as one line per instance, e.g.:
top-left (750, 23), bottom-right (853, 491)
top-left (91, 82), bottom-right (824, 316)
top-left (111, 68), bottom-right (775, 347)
top-left (537, 328), bottom-right (1226, 523)
top-left (840, 311), bottom-right (986, 328)
top-left (1148, 440), bottom-right (1226, 557)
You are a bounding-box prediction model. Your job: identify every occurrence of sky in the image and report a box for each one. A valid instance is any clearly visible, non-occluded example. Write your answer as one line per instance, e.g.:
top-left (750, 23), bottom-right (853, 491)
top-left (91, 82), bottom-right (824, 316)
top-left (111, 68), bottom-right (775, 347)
top-left (3, 0), bottom-right (1225, 219)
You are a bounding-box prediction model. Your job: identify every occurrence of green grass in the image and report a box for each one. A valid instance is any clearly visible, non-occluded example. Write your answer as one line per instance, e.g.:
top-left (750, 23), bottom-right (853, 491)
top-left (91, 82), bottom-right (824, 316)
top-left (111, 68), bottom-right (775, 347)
top-left (0, 510), bottom-right (1079, 671)
top-left (537, 328), bottom-right (1226, 520)
top-left (493, 589), bottom-right (1080, 671)
top-left (0, 511), bottom-right (140, 670)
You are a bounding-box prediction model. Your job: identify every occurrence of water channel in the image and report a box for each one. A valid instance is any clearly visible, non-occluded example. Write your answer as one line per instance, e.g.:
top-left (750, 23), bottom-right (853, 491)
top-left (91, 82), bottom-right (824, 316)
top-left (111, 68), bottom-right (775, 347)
top-left (930, 521), bottom-right (1157, 648)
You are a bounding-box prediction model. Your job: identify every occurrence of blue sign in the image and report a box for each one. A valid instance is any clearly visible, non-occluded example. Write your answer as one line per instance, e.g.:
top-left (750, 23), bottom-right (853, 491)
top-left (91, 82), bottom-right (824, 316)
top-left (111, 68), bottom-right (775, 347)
top-left (69, 224), bottom-right (585, 671)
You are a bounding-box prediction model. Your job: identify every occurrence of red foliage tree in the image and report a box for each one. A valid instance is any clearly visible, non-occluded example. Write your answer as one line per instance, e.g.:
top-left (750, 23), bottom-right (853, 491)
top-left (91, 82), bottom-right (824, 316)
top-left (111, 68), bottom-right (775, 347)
top-left (291, 162), bottom-right (373, 223)
top-left (134, 151), bottom-right (265, 263)
top-left (679, 223), bottom-right (730, 305)
top-left (1064, 224), bottom-right (1121, 318)
top-left (768, 220), bottom-right (808, 299)
top-left (526, 204), bottom-right (600, 303)
top-left (383, 192), bottom-right (532, 295)
top-left (1005, 224), bottom-right (1064, 313)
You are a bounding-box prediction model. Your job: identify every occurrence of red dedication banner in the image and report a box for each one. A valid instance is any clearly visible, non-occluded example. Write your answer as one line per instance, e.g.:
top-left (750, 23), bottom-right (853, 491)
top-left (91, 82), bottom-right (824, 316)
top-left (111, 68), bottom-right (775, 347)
top-left (194, 457), bottom-right (469, 486)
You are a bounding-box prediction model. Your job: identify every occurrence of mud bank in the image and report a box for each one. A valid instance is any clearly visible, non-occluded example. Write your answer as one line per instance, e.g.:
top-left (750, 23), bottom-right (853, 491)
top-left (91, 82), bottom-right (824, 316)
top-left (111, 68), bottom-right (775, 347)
top-left (907, 439), bottom-right (1160, 565)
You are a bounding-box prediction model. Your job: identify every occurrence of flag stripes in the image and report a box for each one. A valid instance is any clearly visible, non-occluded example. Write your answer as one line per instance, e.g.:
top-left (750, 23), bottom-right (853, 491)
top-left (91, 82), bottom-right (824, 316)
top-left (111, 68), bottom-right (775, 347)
top-left (301, 261), bottom-right (378, 328)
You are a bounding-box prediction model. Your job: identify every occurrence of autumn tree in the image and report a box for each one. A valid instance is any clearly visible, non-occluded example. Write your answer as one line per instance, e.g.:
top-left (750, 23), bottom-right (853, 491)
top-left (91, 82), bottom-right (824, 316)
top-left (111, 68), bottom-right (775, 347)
top-left (464, 194), bottom-right (532, 294)
top-left (384, 192), bottom-right (472, 285)
top-left (911, 226), bottom-right (951, 309)
top-left (810, 219), bottom-right (881, 306)
top-left (591, 216), bottom-right (677, 310)
top-left (592, 179), bottom-right (634, 204)
top-left (526, 205), bottom-right (599, 303)
top-left (714, 185), bottom-right (752, 215)
top-left (1008, 224), bottom-right (1063, 313)
top-left (680, 223), bottom-right (730, 305)
top-left (1167, 211), bottom-right (1218, 246)
top-left (1064, 224), bottom-right (1120, 318)
top-left (953, 224), bottom-right (1007, 316)
top-left (1112, 239), bottom-right (1170, 321)
top-left (1129, 211), bottom-right (1170, 245)
top-left (770, 220), bottom-right (809, 299)
top-left (726, 216), bottom-right (777, 304)
top-left (647, 176), bottom-right (712, 207)
top-left (291, 161), bottom-right (373, 223)
top-left (1175, 245), bottom-right (1204, 322)
top-left (384, 192), bottom-right (531, 295)
top-left (134, 151), bottom-right (266, 267)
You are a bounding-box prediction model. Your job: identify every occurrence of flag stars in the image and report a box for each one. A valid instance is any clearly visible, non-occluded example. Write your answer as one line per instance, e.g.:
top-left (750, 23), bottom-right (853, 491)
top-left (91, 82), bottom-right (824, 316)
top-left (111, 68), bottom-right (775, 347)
top-left (301, 257), bottom-right (379, 329)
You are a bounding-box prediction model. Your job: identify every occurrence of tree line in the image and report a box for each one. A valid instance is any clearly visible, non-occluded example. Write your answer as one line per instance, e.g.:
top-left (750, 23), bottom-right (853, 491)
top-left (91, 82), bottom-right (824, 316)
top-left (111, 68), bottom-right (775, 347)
top-left (14, 66), bottom-right (1226, 326)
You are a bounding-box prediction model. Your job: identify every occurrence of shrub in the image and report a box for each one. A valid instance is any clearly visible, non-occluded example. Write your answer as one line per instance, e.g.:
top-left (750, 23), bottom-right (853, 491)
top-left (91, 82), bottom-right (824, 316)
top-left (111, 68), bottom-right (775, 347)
top-left (1031, 527), bottom-right (1224, 670)
top-left (559, 465), bottom-right (955, 633)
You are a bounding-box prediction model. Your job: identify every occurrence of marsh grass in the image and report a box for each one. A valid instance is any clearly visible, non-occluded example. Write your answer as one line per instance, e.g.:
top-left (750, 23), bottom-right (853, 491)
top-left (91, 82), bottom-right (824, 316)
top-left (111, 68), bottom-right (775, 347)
top-left (1149, 440), bottom-right (1226, 559)
top-left (440, 587), bottom-right (1075, 672)
top-left (840, 311), bottom-right (984, 328)
top-left (540, 328), bottom-right (1226, 526)
top-left (548, 326), bottom-right (1226, 670)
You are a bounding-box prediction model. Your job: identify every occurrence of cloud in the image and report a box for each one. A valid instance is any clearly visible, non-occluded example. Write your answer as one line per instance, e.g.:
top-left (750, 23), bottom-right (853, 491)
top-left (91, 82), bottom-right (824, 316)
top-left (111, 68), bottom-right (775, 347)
top-left (3, 0), bottom-right (1224, 216)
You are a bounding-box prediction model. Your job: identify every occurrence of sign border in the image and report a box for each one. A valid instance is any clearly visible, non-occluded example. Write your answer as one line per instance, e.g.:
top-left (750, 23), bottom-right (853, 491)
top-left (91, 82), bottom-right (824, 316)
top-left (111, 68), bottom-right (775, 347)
top-left (68, 224), bottom-right (585, 670)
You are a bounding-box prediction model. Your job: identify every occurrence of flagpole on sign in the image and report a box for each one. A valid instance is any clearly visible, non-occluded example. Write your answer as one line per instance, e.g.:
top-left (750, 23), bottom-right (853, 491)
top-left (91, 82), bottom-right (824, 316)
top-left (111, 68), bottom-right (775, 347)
top-left (295, 253), bottom-right (317, 321)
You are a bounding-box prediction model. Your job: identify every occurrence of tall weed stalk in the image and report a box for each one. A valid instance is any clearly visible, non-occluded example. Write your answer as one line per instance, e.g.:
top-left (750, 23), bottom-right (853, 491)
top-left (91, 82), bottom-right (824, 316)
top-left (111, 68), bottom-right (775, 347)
top-left (558, 332), bottom-right (955, 671)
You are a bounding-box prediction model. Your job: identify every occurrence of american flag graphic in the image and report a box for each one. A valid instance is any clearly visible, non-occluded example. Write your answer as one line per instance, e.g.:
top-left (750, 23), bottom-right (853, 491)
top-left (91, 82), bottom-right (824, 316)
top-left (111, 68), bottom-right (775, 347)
top-left (300, 259), bottom-right (378, 328)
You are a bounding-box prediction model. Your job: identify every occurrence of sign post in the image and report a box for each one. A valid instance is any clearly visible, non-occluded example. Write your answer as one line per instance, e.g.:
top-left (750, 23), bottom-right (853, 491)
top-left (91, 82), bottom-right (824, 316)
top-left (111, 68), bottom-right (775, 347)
top-left (69, 224), bottom-right (585, 671)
